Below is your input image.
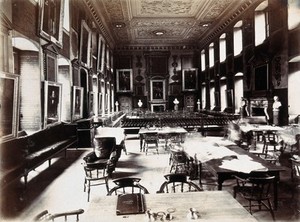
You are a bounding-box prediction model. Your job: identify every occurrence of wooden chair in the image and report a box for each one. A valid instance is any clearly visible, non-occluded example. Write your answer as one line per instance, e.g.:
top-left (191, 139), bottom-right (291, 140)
top-left (34, 209), bottom-right (84, 221)
top-left (233, 175), bottom-right (275, 220)
top-left (291, 157), bottom-right (300, 181)
top-left (262, 130), bottom-right (280, 154)
top-left (157, 173), bottom-right (202, 193)
top-left (143, 132), bottom-right (159, 155)
top-left (167, 132), bottom-right (182, 147)
top-left (107, 177), bottom-right (149, 195)
top-left (83, 161), bottom-right (109, 201)
top-left (169, 150), bottom-right (192, 174)
top-left (289, 157), bottom-right (300, 217)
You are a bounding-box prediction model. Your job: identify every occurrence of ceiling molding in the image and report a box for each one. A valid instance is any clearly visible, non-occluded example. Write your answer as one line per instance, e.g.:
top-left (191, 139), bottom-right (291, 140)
top-left (84, 0), bottom-right (262, 50)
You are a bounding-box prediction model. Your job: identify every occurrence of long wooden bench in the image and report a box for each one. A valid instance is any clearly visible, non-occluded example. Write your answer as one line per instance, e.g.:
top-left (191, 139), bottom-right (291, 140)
top-left (0, 123), bottom-right (77, 189)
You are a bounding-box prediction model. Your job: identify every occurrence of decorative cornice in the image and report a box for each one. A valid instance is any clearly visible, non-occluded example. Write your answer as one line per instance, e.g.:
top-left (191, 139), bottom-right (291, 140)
top-left (198, 0), bottom-right (257, 48)
top-left (84, 0), bottom-right (115, 48)
top-left (0, 12), bottom-right (13, 30)
top-left (115, 45), bottom-right (199, 52)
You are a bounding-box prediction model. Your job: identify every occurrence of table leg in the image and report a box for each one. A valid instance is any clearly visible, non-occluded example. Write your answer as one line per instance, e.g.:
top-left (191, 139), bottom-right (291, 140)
top-left (140, 135), bottom-right (143, 152)
top-left (273, 172), bottom-right (280, 210)
top-left (217, 178), bottom-right (223, 190)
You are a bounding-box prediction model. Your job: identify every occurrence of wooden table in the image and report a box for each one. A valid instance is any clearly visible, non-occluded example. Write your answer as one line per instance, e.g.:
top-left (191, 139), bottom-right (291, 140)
top-left (82, 191), bottom-right (257, 221)
top-left (239, 124), bottom-right (284, 149)
top-left (139, 127), bottom-right (188, 150)
top-left (277, 126), bottom-right (300, 151)
top-left (183, 140), bottom-right (285, 210)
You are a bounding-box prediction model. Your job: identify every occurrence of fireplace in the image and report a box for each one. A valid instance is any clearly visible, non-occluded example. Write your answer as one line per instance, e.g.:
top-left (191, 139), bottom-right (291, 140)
top-left (249, 98), bottom-right (269, 117)
top-left (151, 103), bottom-right (166, 112)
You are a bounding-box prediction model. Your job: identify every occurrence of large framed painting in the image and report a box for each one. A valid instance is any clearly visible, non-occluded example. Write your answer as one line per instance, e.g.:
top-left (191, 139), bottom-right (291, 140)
top-left (72, 86), bottom-right (83, 121)
top-left (254, 63), bottom-right (269, 91)
top-left (150, 79), bottom-right (166, 101)
top-left (79, 20), bottom-right (91, 67)
top-left (43, 81), bottom-right (62, 127)
top-left (89, 91), bottom-right (95, 116)
top-left (98, 92), bottom-right (103, 115)
top-left (226, 89), bottom-right (233, 108)
top-left (116, 69), bottom-right (133, 92)
top-left (0, 72), bottom-right (19, 141)
top-left (182, 68), bottom-right (198, 91)
top-left (97, 36), bottom-right (105, 73)
top-left (45, 53), bottom-right (57, 81)
top-left (38, 0), bottom-right (64, 47)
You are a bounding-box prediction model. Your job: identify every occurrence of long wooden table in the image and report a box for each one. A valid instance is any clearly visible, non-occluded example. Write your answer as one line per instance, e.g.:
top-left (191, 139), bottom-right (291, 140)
top-left (81, 191), bottom-right (257, 221)
top-left (277, 125), bottom-right (300, 151)
top-left (139, 127), bottom-right (188, 151)
top-left (183, 139), bottom-right (285, 210)
top-left (239, 124), bottom-right (284, 149)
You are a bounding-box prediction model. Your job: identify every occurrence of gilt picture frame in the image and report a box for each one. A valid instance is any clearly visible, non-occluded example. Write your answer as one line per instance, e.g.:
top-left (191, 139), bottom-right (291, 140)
top-left (98, 92), bottom-right (103, 114)
top-left (182, 68), bottom-right (198, 91)
top-left (89, 91), bottom-right (95, 116)
top-left (0, 72), bottom-right (19, 141)
top-left (72, 86), bottom-right (83, 121)
top-left (43, 81), bottom-right (62, 127)
top-left (150, 79), bottom-right (166, 101)
top-left (116, 69), bottom-right (133, 92)
top-left (38, 0), bottom-right (64, 47)
top-left (79, 20), bottom-right (91, 67)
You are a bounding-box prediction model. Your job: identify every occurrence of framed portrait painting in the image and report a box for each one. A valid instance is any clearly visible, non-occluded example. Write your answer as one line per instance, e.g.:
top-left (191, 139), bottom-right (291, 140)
top-left (0, 72), bottom-right (19, 141)
top-left (97, 35), bottom-right (105, 73)
top-left (254, 63), bottom-right (269, 91)
top-left (72, 86), bottom-right (83, 121)
top-left (79, 20), bottom-right (91, 67)
top-left (182, 68), bottom-right (198, 91)
top-left (98, 92), bottom-right (102, 114)
top-left (38, 0), bottom-right (64, 47)
top-left (116, 69), bottom-right (133, 92)
top-left (150, 79), bottom-right (165, 101)
top-left (89, 91), bottom-right (95, 116)
top-left (43, 81), bottom-right (62, 127)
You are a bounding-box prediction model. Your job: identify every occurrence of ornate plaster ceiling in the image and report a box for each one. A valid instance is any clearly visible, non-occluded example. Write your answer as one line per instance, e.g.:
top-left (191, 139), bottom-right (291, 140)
top-left (85, 0), bottom-right (257, 49)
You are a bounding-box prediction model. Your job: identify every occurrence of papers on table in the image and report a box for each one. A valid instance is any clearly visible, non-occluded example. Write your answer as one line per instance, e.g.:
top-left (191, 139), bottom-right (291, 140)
top-left (219, 155), bottom-right (268, 174)
top-left (183, 138), bottom-right (268, 174)
top-left (184, 140), bottom-right (237, 163)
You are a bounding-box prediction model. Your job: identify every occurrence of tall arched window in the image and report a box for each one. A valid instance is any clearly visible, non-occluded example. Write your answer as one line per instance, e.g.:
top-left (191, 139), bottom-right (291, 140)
top-left (219, 33), bottom-right (226, 62)
top-left (288, 0), bottom-right (300, 30)
top-left (220, 77), bottom-right (227, 111)
top-left (201, 50), bottom-right (205, 71)
top-left (209, 43), bottom-right (214, 68)
top-left (63, 0), bottom-right (70, 32)
top-left (201, 83), bottom-right (206, 109)
top-left (255, 1), bottom-right (269, 46)
top-left (234, 72), bottom-right (244, 114)
top-left (233, 21), bottom-right (243, 56)
top-left (210, 80), bottom-right (215, 110)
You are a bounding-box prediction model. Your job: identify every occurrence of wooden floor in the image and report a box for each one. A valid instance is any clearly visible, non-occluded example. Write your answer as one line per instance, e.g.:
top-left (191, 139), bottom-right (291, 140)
top-left (1, 135), bottom-right (299, 221)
